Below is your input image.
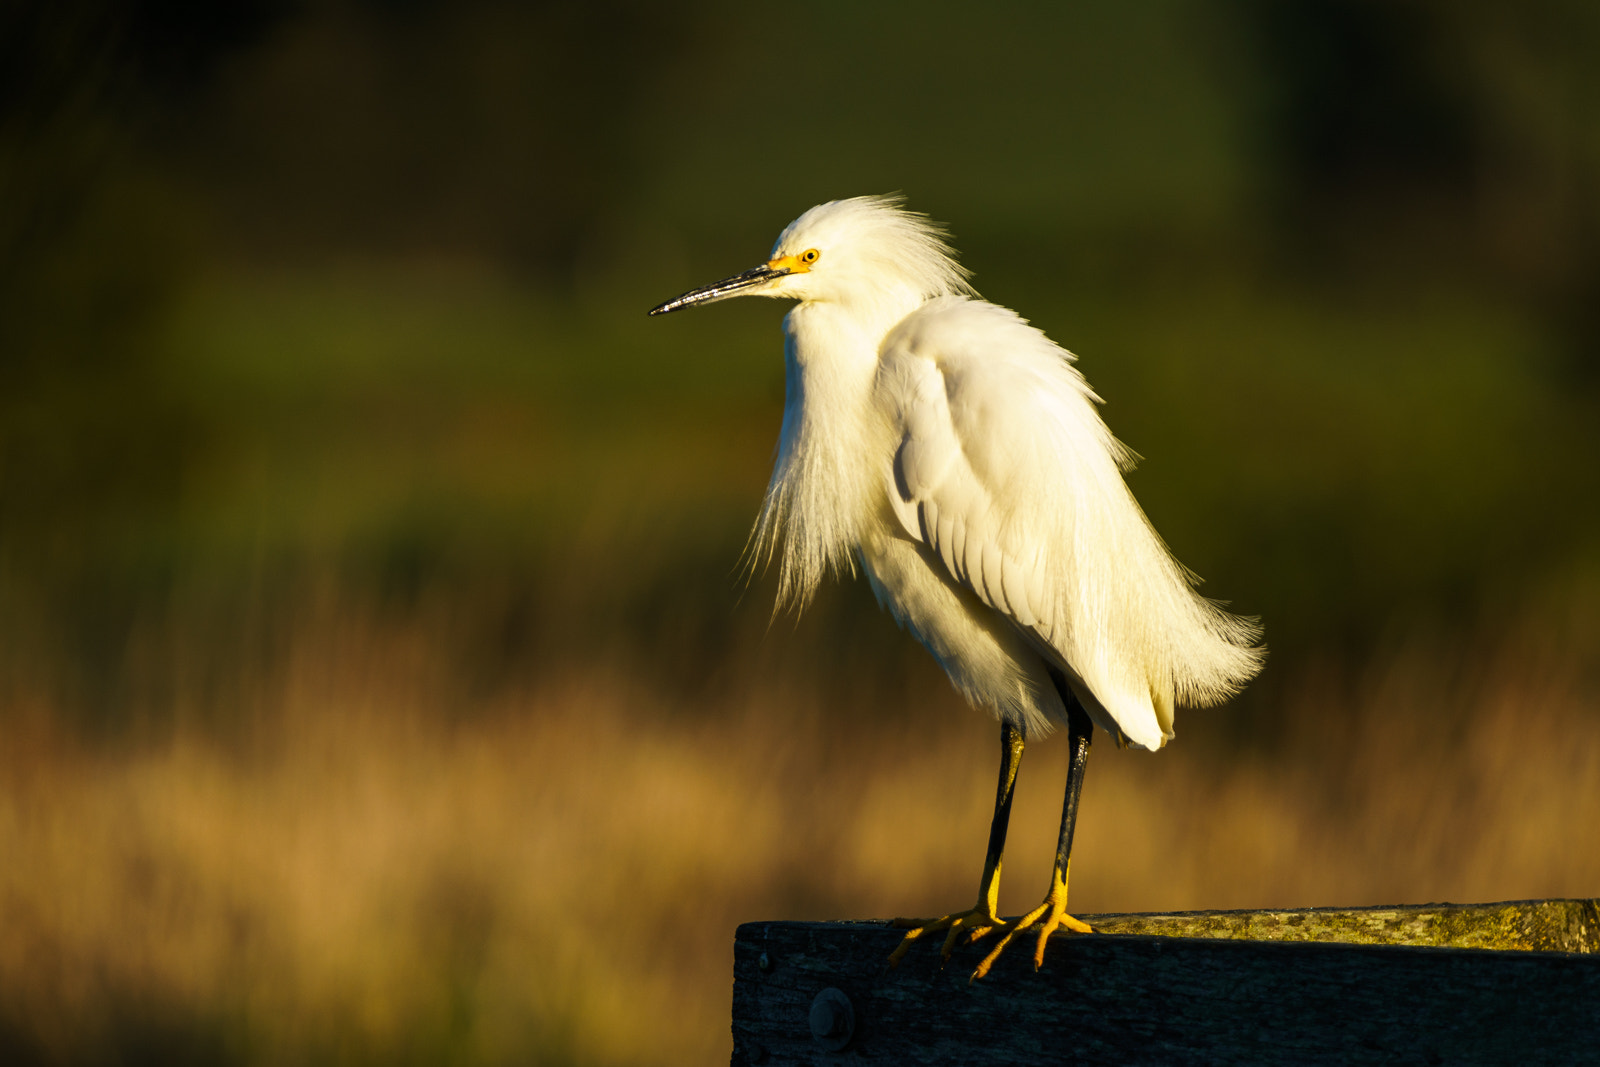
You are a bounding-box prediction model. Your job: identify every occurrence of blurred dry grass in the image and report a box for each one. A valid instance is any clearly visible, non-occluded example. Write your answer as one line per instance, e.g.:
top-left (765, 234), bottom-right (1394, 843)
top-left (2, 590), bottom-right (1597, 1065)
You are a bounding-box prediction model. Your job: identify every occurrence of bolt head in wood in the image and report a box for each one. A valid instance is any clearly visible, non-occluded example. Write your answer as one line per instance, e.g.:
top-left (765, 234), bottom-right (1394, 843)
top-left (809, 987), bottom-right (854, 1051)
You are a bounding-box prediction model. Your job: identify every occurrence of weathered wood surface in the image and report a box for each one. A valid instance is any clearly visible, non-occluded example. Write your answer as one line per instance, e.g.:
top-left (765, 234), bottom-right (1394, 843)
top-left (731, 900), bottom-right (1600, 1065)
top-left (1075, 897), bottom-right (1600, 952)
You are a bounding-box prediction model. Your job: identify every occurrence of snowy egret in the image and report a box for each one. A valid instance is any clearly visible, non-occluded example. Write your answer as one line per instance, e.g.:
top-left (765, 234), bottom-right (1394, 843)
top-left (650, 195), bottom-right (1263, 980)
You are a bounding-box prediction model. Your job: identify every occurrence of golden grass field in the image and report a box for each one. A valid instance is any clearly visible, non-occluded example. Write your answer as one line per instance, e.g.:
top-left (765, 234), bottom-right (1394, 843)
top-left (2, 588), bottom-right (1598, 1065)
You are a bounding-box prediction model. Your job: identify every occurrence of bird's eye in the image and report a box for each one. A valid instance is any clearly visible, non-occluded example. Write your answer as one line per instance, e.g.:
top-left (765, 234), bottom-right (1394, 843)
top-left (801, 249), bottom-right (820, 264)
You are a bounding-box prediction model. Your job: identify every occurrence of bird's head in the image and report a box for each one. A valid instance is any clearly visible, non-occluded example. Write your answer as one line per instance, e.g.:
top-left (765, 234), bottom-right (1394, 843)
top-left (649, 195), bottom-right (974, 316)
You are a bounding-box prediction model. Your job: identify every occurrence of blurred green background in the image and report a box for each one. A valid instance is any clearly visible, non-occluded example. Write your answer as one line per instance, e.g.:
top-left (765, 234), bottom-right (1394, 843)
top-left (7, 0), bottom-right (1600, 698)
top-left (4, 0), bottom-right (1600, 1063)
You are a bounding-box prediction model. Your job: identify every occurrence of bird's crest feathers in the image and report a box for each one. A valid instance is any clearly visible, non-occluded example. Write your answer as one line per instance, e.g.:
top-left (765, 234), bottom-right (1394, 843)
top-left (771, 194), bottom-right (976, 305)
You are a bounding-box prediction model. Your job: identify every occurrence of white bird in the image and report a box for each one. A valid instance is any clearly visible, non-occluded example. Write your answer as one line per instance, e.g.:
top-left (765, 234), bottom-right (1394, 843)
top-left (650, 195), bottom-right (1263, 980)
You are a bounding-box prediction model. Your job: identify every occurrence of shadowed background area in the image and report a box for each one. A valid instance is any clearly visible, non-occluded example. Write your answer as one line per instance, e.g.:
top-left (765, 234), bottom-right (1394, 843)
top-left (3, 0), bottom-right (1599, 1063)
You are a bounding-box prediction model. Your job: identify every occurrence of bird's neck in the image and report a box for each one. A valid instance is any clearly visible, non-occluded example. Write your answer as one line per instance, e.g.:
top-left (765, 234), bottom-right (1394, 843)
top-left (795, 286), bottom-right (927, 353)
top-left (753, 294), bottom-right (921, 610)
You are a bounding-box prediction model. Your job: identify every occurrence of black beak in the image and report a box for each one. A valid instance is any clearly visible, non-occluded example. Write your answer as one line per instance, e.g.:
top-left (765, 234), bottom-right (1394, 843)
top-left (648, 263), bottom-right (789, 315)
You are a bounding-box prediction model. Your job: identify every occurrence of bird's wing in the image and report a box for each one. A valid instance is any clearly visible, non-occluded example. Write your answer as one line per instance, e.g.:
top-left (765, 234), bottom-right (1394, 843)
top-left (885, 351), bottom-right (1053, 631)
top-left (879, 297), bottom-right (1191, 749)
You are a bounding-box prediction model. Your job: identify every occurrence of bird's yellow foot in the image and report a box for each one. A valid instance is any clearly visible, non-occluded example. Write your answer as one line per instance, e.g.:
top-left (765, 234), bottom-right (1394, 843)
top-left (888, 902), bottom-right (1011, 971)
top-left (968, 876), bottom-right (1092, 981)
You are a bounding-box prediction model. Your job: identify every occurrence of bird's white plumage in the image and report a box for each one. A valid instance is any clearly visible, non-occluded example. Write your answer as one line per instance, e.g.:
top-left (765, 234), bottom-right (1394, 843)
top-left (723, 195), bottom-right (1260, 749)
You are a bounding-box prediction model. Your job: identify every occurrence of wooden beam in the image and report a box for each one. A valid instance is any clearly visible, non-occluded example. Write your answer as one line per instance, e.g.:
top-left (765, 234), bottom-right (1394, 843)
top-left (730, 900), bottom-right (1600, 1065)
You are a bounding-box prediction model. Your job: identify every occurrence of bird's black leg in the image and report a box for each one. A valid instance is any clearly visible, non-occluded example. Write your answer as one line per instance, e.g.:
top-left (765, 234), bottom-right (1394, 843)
top-left (889, 720), bottom-right (1025, 968)
top-left (978, 720), bottom-right (1027, 915)
top-left (1051, 692), bottom-right (1095, 899)
top-left (967, 682), bottom-right (1095, 980)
